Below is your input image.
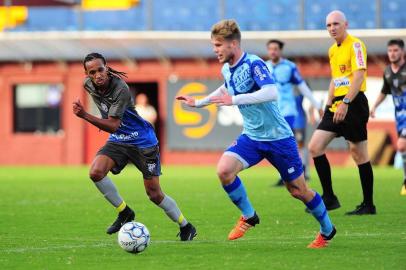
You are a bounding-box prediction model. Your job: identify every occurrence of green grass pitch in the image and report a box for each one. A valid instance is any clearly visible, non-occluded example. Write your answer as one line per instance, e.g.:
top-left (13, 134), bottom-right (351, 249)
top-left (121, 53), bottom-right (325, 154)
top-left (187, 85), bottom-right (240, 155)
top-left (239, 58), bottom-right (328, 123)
top-left (0, 165), bottom-right (404, 269)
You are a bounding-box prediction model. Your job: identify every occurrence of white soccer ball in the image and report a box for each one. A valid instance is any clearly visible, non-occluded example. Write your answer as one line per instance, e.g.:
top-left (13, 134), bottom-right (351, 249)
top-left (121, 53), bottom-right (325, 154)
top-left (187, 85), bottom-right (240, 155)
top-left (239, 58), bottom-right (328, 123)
top-left (118, 222), bottom-right (150, 254)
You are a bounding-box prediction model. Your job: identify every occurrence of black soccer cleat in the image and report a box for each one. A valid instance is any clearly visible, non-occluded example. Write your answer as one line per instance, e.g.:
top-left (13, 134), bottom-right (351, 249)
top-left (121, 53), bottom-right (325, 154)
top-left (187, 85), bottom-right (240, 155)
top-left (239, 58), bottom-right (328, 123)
top-left (322, 226), bottom-right (337, 240)
top-left (245, 212), bottom-right (260, 226)
top-left (305, 194), bottom-right (341, 213)
top-left (106, 206), bottom-right (135, 235)
top-left (345, 202), bottom-right (376, 215)
top-left (322, 194), bottom-right (341, 211)
top-left (178, 222), bottom-right (197, 241)
top-left (273, 178), bottom-right (285, 187)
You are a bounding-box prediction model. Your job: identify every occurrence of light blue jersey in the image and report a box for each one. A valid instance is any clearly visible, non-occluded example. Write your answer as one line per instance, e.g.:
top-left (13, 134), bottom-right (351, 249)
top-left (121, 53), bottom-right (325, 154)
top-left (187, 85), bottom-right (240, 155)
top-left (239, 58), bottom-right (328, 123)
top-left (222, 52), bottom-right (293, 141)
top-left (266, 59), bottom-right (304, 118)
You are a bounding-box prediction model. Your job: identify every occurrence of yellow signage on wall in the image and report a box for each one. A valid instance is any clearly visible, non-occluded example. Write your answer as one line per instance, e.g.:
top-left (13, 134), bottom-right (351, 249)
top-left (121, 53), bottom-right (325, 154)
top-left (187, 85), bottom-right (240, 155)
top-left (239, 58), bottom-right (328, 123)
top-left (173, 82), bottom-right (217, 139)
top-left (0, 6), bottom-right (27, 31)
top-left (82, 0), bottom-right (139, 10)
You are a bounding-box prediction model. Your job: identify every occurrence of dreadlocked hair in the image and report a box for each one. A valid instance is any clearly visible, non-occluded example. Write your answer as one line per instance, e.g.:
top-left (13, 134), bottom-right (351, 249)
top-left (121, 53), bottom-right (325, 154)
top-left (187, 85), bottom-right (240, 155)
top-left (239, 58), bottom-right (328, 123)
top-left (83, 52), bottom-right (127, 79)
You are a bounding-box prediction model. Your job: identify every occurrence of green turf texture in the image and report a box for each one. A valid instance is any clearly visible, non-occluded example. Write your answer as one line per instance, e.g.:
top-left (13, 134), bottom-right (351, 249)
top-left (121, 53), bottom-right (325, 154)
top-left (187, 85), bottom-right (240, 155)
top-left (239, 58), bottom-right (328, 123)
top-left (0, 166), bottom-right (404, 269)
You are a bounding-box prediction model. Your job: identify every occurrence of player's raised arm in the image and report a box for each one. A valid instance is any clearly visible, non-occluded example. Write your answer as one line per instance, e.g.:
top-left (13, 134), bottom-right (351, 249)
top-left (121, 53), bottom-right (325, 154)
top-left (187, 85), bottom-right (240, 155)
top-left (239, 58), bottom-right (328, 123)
top-left (176, 84), bottom-right (226, 107)
top-left (72, 98), bottom-right (121, 133)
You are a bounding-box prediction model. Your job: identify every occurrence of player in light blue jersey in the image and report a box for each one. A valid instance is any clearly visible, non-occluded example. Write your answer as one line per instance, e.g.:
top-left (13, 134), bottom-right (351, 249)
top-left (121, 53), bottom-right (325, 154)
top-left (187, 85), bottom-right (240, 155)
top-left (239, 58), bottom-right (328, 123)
top-left (266, 39), bottom-right (323, 186)
top-left (73, 53), bottom-right (196, 240)
top-left (177, 20), bottom-right (336, 248)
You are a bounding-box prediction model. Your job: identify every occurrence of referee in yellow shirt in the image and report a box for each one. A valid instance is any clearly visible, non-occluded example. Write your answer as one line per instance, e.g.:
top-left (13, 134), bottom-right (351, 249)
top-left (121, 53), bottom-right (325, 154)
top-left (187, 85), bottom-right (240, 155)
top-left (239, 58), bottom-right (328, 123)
top-left (308, 10), bottom-right (376, 215)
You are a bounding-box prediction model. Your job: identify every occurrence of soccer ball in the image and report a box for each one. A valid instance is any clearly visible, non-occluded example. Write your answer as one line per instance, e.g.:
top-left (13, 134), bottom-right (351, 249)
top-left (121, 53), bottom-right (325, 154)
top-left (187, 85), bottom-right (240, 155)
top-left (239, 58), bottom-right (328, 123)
top-left (118, 222), bottom-right (150, 254)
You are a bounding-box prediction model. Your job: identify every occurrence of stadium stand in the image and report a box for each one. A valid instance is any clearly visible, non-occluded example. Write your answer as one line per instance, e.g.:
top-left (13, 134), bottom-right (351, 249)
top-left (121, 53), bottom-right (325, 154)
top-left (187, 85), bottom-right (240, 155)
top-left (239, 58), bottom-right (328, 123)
top-left (3, 0), bottom-right (406, 32)
top-left (152, 0), bottom-right (220, 31)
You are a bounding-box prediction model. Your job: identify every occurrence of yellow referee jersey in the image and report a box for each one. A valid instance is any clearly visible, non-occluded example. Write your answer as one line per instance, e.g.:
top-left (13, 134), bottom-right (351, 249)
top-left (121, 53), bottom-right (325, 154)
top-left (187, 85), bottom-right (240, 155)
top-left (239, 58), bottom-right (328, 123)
top-left (328, 34), bottom-right (367, 96)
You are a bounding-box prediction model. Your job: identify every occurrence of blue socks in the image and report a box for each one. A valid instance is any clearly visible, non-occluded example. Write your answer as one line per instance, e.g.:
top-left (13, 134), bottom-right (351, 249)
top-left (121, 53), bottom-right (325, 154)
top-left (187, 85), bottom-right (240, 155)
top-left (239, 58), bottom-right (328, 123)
top-left (306, 192), bottom-right (334, 236)
top-left (223, 176), bottom-right (255, 219)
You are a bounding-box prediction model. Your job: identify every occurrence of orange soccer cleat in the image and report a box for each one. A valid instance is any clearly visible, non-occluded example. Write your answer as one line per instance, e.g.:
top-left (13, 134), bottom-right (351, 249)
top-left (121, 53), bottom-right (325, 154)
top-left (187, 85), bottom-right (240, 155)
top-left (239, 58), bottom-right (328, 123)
top-left (228, 213), bottom-right (259, 240)
top-left (307, 226), bottom-right (336, 248)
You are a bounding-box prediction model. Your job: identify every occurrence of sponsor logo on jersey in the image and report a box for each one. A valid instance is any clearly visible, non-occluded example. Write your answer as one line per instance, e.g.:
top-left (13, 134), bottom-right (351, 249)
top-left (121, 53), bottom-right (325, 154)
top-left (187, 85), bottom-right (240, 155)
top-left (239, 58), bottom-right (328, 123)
top-left (254, 65), bottom-right (267, 81)
top-left (353, 42), bottom-right (366, 68)
top-left (393, 95), bottom-right (406, 107)
top-left (333, 77), bottom-right (350, 88)
top-left (233, 63), bottom-right (254, 92)
top-left (111, 131), bottom-right (139, 141)
top-left (288, 167), bottom-right (295, 174)
top-left (395, 109), bottom-right (406, 118)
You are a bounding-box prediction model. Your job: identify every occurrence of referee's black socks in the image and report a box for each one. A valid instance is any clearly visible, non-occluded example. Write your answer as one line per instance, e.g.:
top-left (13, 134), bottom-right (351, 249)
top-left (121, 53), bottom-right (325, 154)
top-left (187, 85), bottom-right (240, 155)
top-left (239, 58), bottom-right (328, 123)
top-left (358, 161), bottom-right (374, 206)
top-left (313, 154), bottom-right (334, 198)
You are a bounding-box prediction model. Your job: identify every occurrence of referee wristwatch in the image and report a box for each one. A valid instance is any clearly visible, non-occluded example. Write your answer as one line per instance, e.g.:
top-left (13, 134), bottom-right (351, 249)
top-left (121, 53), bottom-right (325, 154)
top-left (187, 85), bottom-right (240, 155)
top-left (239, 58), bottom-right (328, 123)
top-left (342, 97), bottom-right (351, 105)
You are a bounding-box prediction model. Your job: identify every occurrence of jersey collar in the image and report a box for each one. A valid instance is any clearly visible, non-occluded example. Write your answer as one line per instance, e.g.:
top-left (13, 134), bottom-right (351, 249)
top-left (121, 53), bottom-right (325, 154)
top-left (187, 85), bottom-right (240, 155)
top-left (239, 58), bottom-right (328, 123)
top-left (229, 52), bottom-right (247, 71)
top-left (270, 58), bottom-right (285, 67)
top-left (337, 34), bottom-right (351, 47)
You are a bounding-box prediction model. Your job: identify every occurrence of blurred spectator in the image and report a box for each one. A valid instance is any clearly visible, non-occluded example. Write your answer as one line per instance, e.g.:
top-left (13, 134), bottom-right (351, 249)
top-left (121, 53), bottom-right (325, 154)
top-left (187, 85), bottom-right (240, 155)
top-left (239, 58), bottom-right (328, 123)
top-left (135, 93), bottom-right (157, 126)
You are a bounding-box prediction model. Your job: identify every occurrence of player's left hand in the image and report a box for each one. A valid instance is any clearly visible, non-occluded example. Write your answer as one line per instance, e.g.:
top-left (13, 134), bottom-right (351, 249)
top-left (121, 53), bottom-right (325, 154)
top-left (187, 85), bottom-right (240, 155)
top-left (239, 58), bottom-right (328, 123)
top-left (73, 98), bottom-right (86, 118)
top-left (210, 90), bottom-right (233, 106)
top-left (333, 103), bottom-right (348, 123)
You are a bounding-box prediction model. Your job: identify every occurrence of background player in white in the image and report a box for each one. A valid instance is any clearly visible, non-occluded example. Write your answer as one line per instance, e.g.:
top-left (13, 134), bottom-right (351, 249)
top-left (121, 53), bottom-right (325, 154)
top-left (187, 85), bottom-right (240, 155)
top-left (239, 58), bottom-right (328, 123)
top-left (177, 19), bottom-right (335, 248)
top-left (370, 39), bottom-right (406, 195)
top-left (266, 39), bottom-right (323, 185)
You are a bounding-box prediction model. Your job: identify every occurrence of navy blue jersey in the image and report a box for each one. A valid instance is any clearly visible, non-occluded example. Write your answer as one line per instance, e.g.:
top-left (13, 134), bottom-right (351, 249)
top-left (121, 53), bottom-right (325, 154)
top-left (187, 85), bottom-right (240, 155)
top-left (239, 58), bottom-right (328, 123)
top-left (83, 76), bottom-right (158, 148)
top-left (381, 63), bottom-right (406, 132)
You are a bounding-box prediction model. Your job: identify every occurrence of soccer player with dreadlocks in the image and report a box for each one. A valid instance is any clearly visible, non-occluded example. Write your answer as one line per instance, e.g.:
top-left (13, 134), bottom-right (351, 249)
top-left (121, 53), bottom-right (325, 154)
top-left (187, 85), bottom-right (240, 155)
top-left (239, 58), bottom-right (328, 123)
top-left (72, 53), bottom-right (197, 240)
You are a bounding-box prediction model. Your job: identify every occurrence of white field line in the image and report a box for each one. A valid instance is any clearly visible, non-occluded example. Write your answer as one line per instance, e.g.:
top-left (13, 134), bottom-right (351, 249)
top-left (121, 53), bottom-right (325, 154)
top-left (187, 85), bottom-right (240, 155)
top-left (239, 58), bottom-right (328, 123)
top-left (1, 232), bottom-right (405, 254)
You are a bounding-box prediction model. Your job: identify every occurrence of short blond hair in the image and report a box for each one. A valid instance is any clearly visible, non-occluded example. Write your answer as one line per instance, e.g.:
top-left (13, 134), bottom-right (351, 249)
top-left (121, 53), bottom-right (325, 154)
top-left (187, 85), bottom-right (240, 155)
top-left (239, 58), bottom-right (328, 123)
top-left (211, 19), bottom-right (241, 42)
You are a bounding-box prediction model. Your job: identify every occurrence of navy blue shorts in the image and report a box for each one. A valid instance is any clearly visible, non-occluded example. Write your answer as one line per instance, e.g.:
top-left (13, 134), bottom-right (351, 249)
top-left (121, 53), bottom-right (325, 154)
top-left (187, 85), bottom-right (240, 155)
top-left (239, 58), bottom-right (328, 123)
top-left (284, 115), bottom-right (295, 131)
top-left (225, 134), bottom-right (303, 182)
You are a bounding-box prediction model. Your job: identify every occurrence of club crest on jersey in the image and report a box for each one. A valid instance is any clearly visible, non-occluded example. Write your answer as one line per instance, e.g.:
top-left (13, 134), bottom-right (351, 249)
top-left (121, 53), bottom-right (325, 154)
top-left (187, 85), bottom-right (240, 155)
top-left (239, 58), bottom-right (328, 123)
top-left (339, 65), bottom-right (346, 73)
top-left (101, 103), bottom-right (108, 112)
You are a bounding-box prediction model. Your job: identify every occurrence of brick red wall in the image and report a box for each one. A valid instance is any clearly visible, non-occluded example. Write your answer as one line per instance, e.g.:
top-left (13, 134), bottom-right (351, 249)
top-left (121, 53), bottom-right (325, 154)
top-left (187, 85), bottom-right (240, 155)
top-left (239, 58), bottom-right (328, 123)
top-left (0, 56), bottom-right (393, 165)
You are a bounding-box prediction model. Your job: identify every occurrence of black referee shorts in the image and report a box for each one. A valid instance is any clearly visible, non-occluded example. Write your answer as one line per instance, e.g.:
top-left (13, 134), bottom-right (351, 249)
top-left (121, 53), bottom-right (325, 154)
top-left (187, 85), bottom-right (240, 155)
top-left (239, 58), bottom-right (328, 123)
top-left (317, 92), bottom-right (369, 142)
top-left (97, 142), bottom-right (162, 179)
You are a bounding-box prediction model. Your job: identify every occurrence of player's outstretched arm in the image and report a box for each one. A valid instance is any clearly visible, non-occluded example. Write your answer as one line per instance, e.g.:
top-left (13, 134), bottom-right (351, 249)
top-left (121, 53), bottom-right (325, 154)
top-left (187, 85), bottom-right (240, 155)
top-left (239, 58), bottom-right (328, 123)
top-left (297, 81), bottom-right (322, 109)
top-left (211, 84), bottom-right (278, 106)
top-left (72, 98), bottom-right (121, 133)
top-left (370, 93), bottom-right (387, 118)
top-left (176, 95), bottom-right (197, 107)
top-left (297, 81), bottom-right (324, 119)
top-left (176, 84), bottom-right (226, 108)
